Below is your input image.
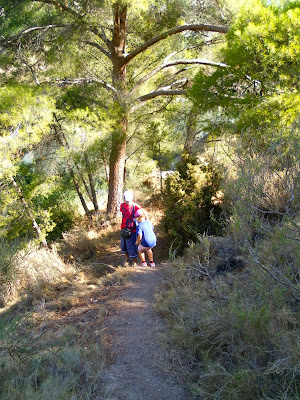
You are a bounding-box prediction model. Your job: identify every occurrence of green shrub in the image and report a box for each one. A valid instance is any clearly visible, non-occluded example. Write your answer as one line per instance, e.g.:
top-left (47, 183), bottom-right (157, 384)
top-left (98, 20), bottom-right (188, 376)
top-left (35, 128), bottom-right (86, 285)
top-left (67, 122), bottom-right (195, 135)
top-left (46, 205), bottom-right (75, 242)
top-left (156, 235), bottom-right (300, 399)
top-left (163, 154), bottom-right (225, 254)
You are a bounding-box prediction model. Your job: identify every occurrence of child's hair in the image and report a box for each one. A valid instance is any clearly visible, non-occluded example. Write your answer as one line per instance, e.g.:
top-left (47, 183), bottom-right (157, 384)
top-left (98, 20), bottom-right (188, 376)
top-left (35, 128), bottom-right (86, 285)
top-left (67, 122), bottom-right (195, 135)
top-left (134, 208), bottom-right (144, 218)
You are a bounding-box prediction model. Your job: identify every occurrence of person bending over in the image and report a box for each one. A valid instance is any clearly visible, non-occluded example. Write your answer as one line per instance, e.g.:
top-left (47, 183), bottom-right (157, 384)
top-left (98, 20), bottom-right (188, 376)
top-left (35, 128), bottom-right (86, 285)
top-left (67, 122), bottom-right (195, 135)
top-left (134, 209), bottom-right (156, 267)
top-left (120, 190), bottom-right (146, 266)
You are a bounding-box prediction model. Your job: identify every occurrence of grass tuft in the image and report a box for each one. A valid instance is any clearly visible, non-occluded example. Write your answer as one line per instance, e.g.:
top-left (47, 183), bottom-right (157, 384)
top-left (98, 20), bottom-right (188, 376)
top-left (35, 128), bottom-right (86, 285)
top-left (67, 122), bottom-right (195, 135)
top-left (156, 234), bottom-right (300, 399)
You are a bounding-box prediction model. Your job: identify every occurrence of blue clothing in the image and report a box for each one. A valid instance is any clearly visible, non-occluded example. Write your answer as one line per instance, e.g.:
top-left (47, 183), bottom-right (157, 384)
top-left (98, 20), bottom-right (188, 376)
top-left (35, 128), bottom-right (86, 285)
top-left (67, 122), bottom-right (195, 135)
top-left (136, 220), bottom-right (156, 248)
top-left (121, 232), bottom-right (138, 258)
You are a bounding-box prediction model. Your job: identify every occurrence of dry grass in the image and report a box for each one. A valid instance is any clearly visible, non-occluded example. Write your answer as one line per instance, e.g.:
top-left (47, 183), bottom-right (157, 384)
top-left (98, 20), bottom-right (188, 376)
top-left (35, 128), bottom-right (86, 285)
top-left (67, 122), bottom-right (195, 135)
top-left (0, 244), bottom-right (77, 308)
top-left (155, 234), bottom-right (300, 400)
top-left (254, 167), bottom-right (300, 215)
top-left (0, 192), bottom-right (168, 399)
top-left (0, 310), bottom-right (107, 400)
top-left (0, 220), bottom-right (134, 400)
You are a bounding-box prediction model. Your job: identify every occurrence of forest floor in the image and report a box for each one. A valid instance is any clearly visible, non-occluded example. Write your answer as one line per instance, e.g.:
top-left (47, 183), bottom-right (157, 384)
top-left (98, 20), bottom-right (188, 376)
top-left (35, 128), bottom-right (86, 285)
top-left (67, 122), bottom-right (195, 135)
top-left (56, 205), bottom-right (190, 399)
top-left (93, 211), bottom-right (189, 399)
top-left (99, 260), bottom-right (188, 400)
top-left (1, 204), bottom-right (190, 399)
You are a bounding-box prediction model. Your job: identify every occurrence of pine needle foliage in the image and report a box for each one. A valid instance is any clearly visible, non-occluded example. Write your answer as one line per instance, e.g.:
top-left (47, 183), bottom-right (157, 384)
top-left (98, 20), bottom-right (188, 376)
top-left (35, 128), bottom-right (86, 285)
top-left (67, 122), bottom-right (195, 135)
top-left (163, 153), bottom-right (224, 255)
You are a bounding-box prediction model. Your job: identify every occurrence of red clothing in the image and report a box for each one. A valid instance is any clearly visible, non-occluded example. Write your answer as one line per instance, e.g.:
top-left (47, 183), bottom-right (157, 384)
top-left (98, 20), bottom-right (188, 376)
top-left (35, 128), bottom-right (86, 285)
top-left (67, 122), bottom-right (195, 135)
top-left (120, 202), bottom-right (141, 232)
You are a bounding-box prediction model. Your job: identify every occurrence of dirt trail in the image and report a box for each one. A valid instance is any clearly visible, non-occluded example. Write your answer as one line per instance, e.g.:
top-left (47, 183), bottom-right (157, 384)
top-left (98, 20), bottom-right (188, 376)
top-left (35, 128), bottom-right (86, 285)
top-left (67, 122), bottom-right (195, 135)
top-left (100, 262), bottom-right (188, 400)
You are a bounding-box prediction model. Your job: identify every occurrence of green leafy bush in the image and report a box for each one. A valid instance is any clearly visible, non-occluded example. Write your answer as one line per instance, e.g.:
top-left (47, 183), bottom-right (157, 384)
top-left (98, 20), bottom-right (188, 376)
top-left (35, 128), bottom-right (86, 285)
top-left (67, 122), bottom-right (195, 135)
top-left (163, 154), bottom-right (225, 254)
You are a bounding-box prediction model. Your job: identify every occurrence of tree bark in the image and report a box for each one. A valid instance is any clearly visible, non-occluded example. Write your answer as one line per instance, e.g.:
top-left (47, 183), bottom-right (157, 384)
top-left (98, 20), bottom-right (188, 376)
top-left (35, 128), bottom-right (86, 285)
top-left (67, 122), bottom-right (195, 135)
top-left (9, 176), bottom-right (48, 248)
top-left (107, 3), bottom-right (128, 215)
top-left (107, 113), bottom-right (127, 215)
top-left (76, 165), bottom-right (93, 203)
top-left (84, 153), bottom-right (99, 212)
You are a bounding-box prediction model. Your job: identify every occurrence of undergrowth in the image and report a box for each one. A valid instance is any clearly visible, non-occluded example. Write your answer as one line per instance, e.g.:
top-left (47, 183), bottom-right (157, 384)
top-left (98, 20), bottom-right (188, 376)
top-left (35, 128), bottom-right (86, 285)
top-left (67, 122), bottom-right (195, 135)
top-left (0, 221), bottom-right (131, 400)
top-left (163, 153), bottom-right (225, 255)
top-left (156, 235), bottom-right (300, 399)
top-left (0, 310), bottom-right (106, 400)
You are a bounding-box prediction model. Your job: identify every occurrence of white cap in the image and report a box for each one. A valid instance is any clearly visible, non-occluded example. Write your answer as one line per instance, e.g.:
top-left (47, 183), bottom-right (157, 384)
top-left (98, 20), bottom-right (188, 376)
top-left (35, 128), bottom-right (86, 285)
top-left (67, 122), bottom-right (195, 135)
top-left (123, 190), bottom-right (133, 202)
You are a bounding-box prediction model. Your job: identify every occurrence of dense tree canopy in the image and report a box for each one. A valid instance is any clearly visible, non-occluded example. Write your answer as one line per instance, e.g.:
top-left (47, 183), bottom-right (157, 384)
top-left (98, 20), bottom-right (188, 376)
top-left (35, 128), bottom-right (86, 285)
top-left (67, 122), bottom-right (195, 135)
top-left (1, 0), bottom-right (298, 245)
top-left (189, 0), bottom-right (299, 247)
top-left (0, 3), bottom-right (300, 399)
top-left (190, 0), bottom-right (300, 137)
top-left (0, 0), bottom-right (229, 220)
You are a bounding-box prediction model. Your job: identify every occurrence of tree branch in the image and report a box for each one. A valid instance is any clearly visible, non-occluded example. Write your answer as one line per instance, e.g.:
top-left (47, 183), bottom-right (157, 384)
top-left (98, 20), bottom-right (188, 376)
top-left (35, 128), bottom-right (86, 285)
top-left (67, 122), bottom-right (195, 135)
top-left (32, 0), bottom-right (111, 47)
top-left (130, 57), bottom-right (227, 96)
top-left (167, 58), bottom-right (227, 68)
top-left (124, 24), bottom-right (228, 64)
top-left (196, 138), bottom-right (224, 143)
top-left (135, 89), bottom-right (186, 103)
top-left (0, 25), bottom-right (64, 46)
top-left (89, 26), bottom-right (112, 49)
top-left (52, 77), bottom-right (117, 93)
top-left (85, 40), bottom-right (112, 60)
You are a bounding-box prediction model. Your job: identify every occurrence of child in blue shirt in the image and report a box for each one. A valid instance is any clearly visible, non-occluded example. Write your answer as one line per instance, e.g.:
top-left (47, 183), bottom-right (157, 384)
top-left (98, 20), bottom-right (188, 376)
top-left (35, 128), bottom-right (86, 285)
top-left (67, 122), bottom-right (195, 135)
top-left (134, 209), bottom-right (156, 267)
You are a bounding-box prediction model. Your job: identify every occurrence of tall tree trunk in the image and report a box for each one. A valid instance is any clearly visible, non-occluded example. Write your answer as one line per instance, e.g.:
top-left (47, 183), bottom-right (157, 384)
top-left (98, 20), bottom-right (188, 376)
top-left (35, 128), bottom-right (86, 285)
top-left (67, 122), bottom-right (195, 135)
top-left (101, 148), bottom-right (109, 184)
top-left (64, 152), bottom-right (91, 216)
top-left (9, 176), bottom-right (48, 248)
top-left (84, 153), bottom-right (99, 212)
top-left (107, 3), bottom-right (128, 215)
top-left (76, 165), bottom-right (93, 203)
top-left (52, 122), bottom-right (91, 216)
top-left (107, 114), bottom-right (127, 215)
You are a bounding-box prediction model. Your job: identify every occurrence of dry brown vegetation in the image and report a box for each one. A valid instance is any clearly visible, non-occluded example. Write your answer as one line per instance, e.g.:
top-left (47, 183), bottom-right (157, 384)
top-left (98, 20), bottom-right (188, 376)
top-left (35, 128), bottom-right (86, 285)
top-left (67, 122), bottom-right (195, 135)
top-left (1, 176), bottom-right (299, 400)
top-left (0, 196), bottom-right (168, 400)
top-left (0, 217), bottom-right (134, 400)
top-left (155, 233), bottom-right (300, 399)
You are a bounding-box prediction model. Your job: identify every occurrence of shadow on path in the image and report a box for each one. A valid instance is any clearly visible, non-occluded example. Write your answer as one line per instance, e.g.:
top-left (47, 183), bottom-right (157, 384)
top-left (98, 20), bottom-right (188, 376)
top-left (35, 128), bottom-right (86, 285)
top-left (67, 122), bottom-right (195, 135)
top-left (101, 263), bottom-right (189, 400)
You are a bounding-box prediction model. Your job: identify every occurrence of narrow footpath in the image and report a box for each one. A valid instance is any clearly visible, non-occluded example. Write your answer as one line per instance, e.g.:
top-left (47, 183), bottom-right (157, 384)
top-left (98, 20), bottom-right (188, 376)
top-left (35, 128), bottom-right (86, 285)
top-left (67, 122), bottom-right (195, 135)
top-left (100, 262), bottom-right (188, 400)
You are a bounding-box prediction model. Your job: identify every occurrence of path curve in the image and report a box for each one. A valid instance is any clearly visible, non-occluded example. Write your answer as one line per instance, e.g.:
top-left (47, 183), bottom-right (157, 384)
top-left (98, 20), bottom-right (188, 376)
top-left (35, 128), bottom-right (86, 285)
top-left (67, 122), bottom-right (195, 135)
top-left (101, 262), bottom-right (188, 400)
